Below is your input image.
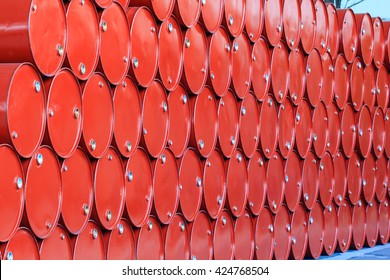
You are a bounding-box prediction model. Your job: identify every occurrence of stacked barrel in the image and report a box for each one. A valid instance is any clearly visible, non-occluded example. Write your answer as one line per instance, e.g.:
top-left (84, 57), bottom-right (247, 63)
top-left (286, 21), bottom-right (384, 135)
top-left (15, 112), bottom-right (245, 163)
top-left (1, 0), bottom-right (390, 260)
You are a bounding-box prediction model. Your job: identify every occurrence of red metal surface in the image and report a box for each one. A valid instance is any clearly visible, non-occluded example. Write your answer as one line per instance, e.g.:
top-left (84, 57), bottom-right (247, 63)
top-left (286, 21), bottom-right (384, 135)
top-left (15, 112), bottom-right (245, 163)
top-left (283, 0), bottom-right (301, 50)
top-left (203, 149), bottom-right (226, 219)
top-left (295, 99), bottom-right (313, 158)
top-left (288, 48), bottom-right (305, 105)
top-left (312, 101), bottom-right (328, 158)
top-left (131, 0), bottom-right (175, 21)
top-left (338, 9), bottom-right (358, 63)
top-left (66, 0), bottom-right (99, 80)
top-left (300, 0), bottom-right (316, 54)
top-left (326, 3), bottom-right (340, 59)
top-left (0, 0), bottom-right (67, 77)
top-left (307, 201), bottom-right (324, 259)
top-left (386, 22), bottom-right (390, 68)
top-left (366, 200), bottom-right (379, 247)
top-left (179, 148), bottom-right (203, 222)
top-left (264, 0), bottom-right (283, 47)
top-left (333, 151), bottom-right (347, 206)
top-left (245, 0), bottom-right (264, 42)
top-left (260, 95), bottom-right (278, 159)
top-left (153, 148), bottom-right (180, 225)
top-left (218, 89), bottom-right (239, 158)
top-left (183, 23), bottom-right (208, 94)
top-left (356, 13), bottom-right (374, 66)
top-left (201, 0), bottom-right (224, 34)
top-left (314, 0), bottom-right (329, 55)
top-left (95, 0), bottom-right (113, 8)
top-left (334, 54), bottom-right (350, 110)
top-left (81, 73), bottom-right (114, 159)
top-left (213, 209), bottom-right (234, 260)
top-left (234, 209), bottom-right (254, 260)
top-left (352, 199), bottom-right (366, 250)
top-left (224, 0), bottom-right (246, 37)
top-left (302, 151), bottom-right (319, 210)
top-left (373, 17), bottom-right (385, 68)
top-left (326, 103), bottom-right (341, 157)
top-left (188, 211), bottom-right (213, 260)
top-left (266, 151), bottom-right (285, 214)
top-left (372, 107), bottom-right (386, 158)
top-left (252, 37), bottom-right (271, 101)
top-left (0, 145), bottom-right (24, 242)
top-left (278, 98), bottom-right (295, 159)
top-left (141, 80), bottom-right (169, 158)
top-left (167, 85), bottom-right (191, 157)
top-left (231, 33), bottom-right (252, 99)
top-left (356, 105), bottom-right (373, 158)
top-left (347, 152), bottom-right (362, 205)
top-left (290, 203), bottom-right (308, 260)
top-left (247, 151), bottom-right (267, 216)
top-left (254, 207), bottom-right (274, 260)
top-left (376, 67), bottom-right (390, 110)
top-left (164, 214), bottom-right (190, 260)
top-left (73, 221), bottom-right (105, 260)
top-left (25, 146), bottom-right (61, 239)
top-left (378, 200), bottom-right (390, 244)
top-left (363, 64), bottom-right (376, 111)
top-left (321, 52), bottom-right (334, 107)
top-left (1, 228), bottom-right (39, 260)
top-left (350, 58), bottom-right (365, 111)
top-left (271, 40), bottom-right (289, 103)
top-left (174, 0), bottom-right (201, 28)
top-left (376, 157), bottom-right (388, 202)
top-left (45, 68), bottom-right (82, 158)
top-left (115, 0), bottom-right (130, 9)
top-left (158, 16), bottom-right (183, 91)
top-left (61, 148), bottom-right (93, 235)
top-left (136, 216), bottom-right (164, 260)
top-left (273, 204), bottom-right (291, 260)
top-left (362, 153), bottom-right (376, 203)
top-left (323, 203), bottom-right (338, 256)
top-left (127, 7), bottom-right (158, 88)
top-left (239, 93), bottom-right (259, 158)
top-left (105, 219), bottom-right (135, 260)
top-left (209, 27), bottom-right (232, 97)
top-left (124, 148), bottom-right (153, 228)
top-left (319, 153), bottom-right (334, 207)
top-left (39, 225), bottom-right (72, 260)
top-left (0, 63), bottom-right (45, 158)
top-left (340, 103), bottom-right (357, 158)
top-left (284, 151), bottom-right (302, 212)
top-left (337, 200), bottom-right (352, 252)
top-left (306, 49), bottom-right (323, 107)
top-left (386, 109), bottom-right (390, 158)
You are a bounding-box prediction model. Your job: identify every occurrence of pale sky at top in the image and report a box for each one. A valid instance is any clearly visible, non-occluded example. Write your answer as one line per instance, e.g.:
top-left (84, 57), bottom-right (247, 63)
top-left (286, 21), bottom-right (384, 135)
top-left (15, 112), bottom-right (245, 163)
top-left (344, 0), bottom-right (390, 19)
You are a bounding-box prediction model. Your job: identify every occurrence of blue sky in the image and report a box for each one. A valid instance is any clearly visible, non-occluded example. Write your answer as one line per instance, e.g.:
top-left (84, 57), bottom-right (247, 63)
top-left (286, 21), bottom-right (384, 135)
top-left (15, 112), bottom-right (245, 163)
top-left (344, 0), bottom-right (390, 19)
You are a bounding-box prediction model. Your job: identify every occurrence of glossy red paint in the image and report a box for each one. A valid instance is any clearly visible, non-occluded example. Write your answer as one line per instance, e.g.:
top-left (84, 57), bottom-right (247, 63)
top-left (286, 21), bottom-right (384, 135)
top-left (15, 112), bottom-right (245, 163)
top-left (264, 0), bottom-right (283, 46)
top-left (239, 93), bottom-right (259, 158)
top-left (326, 103), bottom-right (341, 157)
top-left (234, 209), bottom-right (254, 260)
top-left (302, 151), bottom-right (319, 210)
top-left (288, 47), bottom-right (305, 105)
top-left (356, 13), bottom-right (374, 66)
top-left (373, 17), bottom-right (385, 68)
top-left (307, 201), bottom-right (324, 259)
top-left (174, 0), bottom-right (201, 28)
top-left (300, 0), bottom-right (316, 54)
top-left (306, 49), bottom-right (323, 108)
top-left (271, 40), bottom-right (289, 103)
top-left (273, 204), bottom-right (291, 260)
top-left (247, 151), bottom-right (267, 216)
top-left (1, 228), bottom-right (39, 260)
top-left (95, 0), bottom-right (114, 8)
top-left (362, 153), bottom-right (376, 203)
top-left (131, 0), bottom-right (175, 21)
top-left (201, 0), bottom-right (224, 34)
top-left (333, 151), bottom-right (347, 206)
top-left (337, 200), bottom-right (352, 252)
top-left (372, 107), bottom-right (386, 158)
top-left (314, 0), bottom-right (329, 55)
top-left (283, 0), bottom-right (301, 50)
top-left (319, 152), bottom-right (334, 207)
top-left (231, 33), bottom-right (252, 99)
top-left (73, 221), bottom-right (105, 260)
top-left (290, 203), bottom-right (308, 260)
top-left (266, 151), bottom-right (285, 214)
top-left (320, 52), bottom-right (334, 107)
top-left (376, 66), bottom-right (389, 110)
top-left (350, 58), bottom-right (365, 111)
top-left (312, 101), bottom-right (329, 158)
top-left (163, 214), bottom-right (190, 260)
top-left (39, 225), bottom-right (72, 260)
top-left (375, 156), bottom-right (388, 202)
top-left (284, 151), bottom-right (302, 212)
top-left (136, 216), bottom-right (164, 260)
top-left (356, 105), bottom-right (373, 158)
top-left (326, 3), bottom-right (340, 59)
top-left (385, 109), bottom-right (390, 158)
top-left (224, 0), bottom-right (246, 37)
top-left (337, 9), bottom-right (358, 63)
top-left (334, 54), bottom-right (350, 110)
top-left (378, 200), bottom-right (390, 244)
top-left (252, 37), bottom-right (271, 101)
top-left (365, 200), bottom-right (379, 247)
top-left (245, 0), bottom-right (264, 42)
top-left (188, 211), bottom-right (213, 260)
top-left (340, 103), bottom-right (357, 158)
top-left (213, 209), bottom-right (234, 260)
top-left (259, 95), bottom-right (278, 159)
top-left (347, 152), bottom-right (362, 205)
top-left (254, 207), bottom-right (274, 260)
top-left (295, 99), bottom-right (313, 158)
top-left (105, 219), bottom-right (136, 260)
top-left (323, 203), bottom-right (338, 256)
top-left (363, 64), bottom-right (376, 111)
top-left (351, 199), bottom-right (366, 250)
top-left (278, 97), bottom-right (295, 159)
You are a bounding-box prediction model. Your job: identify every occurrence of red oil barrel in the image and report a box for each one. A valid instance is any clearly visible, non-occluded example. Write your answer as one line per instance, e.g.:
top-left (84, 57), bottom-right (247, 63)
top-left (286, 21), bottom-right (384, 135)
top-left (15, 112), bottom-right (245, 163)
top-left (333, 151), bottom-right (347, 206)
top-left (66, 0), bottom-right (99, 80)
top-left (356, 105), bottom-right (373, 158)
top-left (39, 225), bottom-right (72, 260)
top-left (81, 73), bottom-right (114, 159)
top-left (356, 13), bottom-right (374, 66)
top-left (326, 3), bottom-right (339, 59)
top-left (113, 77), bottom-right (142, 158)
top-left (245, 0), bottom-right (264, 42)
top-left (278, 97), bottom-right (295, 159)
top-left (302, 151), bottom-right (319, 210)
top-left (376, 67), bottom-right (389, 110)
top-left (306, 49), bottom-right (323, 108)
top-left (116, 0), bottom-right (130, 9)
top-left (127, 7), bottom-right (159, 88)
top-left (314, 0), bottom-right (329, 55)
top-left (337, 200), bottom-right (352, 252)
top-left (61, 148), bottom-right (93, 235)
top-left (319, 152), bottom-right (334, 207)
top-left (92, 147), bottom-right (125, 230)
top-left (226, 150), bottom-right (248, 217)
top-left (224, 0), bottom-right (246, 37)
top-left (271, 40), bottom-right (289, 103)
top-left (104, 219), bottom-right (136, 260)
top-left (239, 93), bottom-right (259, 158)
top-left (266, 151), bottom-right (285, 214)
top-left (295, 99), bottom-right (313, 158)
top-left (124, 148), bottom-right (153, 228)
top-left (362, 153), bottom-right (376, 203)
top-left (234, 209), bottom-right (254, 260)
top-left (167, 85), bottom-right (191, 158)
top-left (201, 0), bottom-right (224, 34)
top-left (173, 0), bottom-right (201, 28)
top-left (254, 207), bottom-right (274, 260)
top-left (352, 199), bottom-right (366, 250)
top-left (0, 63), bottom-right (45, 158)
top-left (385, 22), bottom-right (390, 67)
top-left (326, 103), bottom-right (341, 157)
top-left (312, 101), bottom-right (329, 158)
top-left (260, 95), bottom-right (278, 159)
top-left (44, 68), bottom-right (82, 158)
top-left (73, 221), bottom-right (105, 260)
top-left (378, 200), bottom-right (390, 244)
top-left (252, 37), bottom-right (271, 101)
top-left (0, 145), bottom-right (24, 242)
top-left (131, 0), bottom-right (175, 21)
top-left (25, 146), bottom-right (61, 239)
top-left (95, 0), bottom-right (114, 8)
top-left (0, 0), bottom-right (66, 77)
top-left (288, 47), bottom-right (305, 105)
top-left (135, 216), bottom-right (164, 260)
top-left (141, 80), bottom-right (169, 158)
top-left (334, 54), bottom-right (350, 110)
top-left (340, 103), bottom-right (357, 158)
top-left (203, 149), bottom-right (226, 219)
top-left (152, 148), bottom-right (180, 225)
top-left (99, 2), bottom-right (130, 85)
top-left (385, 109), bottom-right (390, 158)
top-left (247, 151), bottom-right (267, 216)
top-left (347, 152), bottom-right (362, 205)
top-left (365, 200), bottom-right (379, 247)
top-left (284, 151), bottom-right (303, 212)
top-left (231, 33), bottom-right (252, 99)
top-left (273, 204), bottom-right (291, 260)
top-left (179, 148), bottom-right (203, 222)
top-left (321, 52), bottom-right (334, 107)
top-left (372, 107), bottom-right (386, 158)
top-left (338, 9), bottom-right (358, 63)
top-left (213, 209), bottom-right (234, 260)
top-left (163, 214), bottom-right (190, 260)
top-left (283, 0), bottom-right (301, 50)
top-left (323, 203), bottom-right (338, 256)
top-left (1, 228), bottom-right (39, 260)
top-left (350, 58), bottom-right (364, 111)
top-left (158, 16), bottom-right (183, 91)
top-left (209, 27), bottom-right (232, 98)
top-left (290, 203), bottom-right (308, 260)
top-left (183, 23), bottom-right (208, 94)
top-left (218, 89), bottom-right (239, 158)
top-left (188, 211), bottom-right (213, 260)
top-left (375, 157), bottom-right (388, 202)
top-left (307, 201), bottom-right (324, 259)
top-left (300, 0), bottom-right (316, 54)
top-left (373, 17), bottom-right (385, 68)
top-left (264, 0), bottom-right (283, 47)
top-left (363, 64), bottom-right (376, 111)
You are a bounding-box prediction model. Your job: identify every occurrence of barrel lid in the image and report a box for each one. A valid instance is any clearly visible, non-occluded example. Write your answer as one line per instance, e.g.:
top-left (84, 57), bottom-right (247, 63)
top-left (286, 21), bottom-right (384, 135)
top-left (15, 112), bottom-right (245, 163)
top-left (201, 0), bottom-right (224, 33)
top-left (312, 101), bottom-right (329, 158)
top-left (378, 199), bottom-right (390, 244)
top-left (234, 209), bottom-right (254, 260)
top-left (337, 200), bottom-right (352, 252)
top-left (307, 201), bottom-right (324, 259)
top-left (340, 103), bottom-right (357, 158)
top-left (334, 54), bottom-right (350, 110)
top-left (288, 47), bottom-right (305, 105)
top-left (357, 13), bottom-right (374, 66)
top-left (320, 52), bottom-right (334, 107)
top-left (372, 107), bottom-right (386, 158)
top-left (213, 209), bottom-right (234, 260)
top-left (73, 220), bottom-right (105, 260)
top-left (366, 200), bottom-right (379, 247)
top-left (375, 156), bottom-right (388, 202)
top-left (189, 211), bottom-right (213, 260)
top-left (105, 219), bottom-right (136, 260)
top-left (338, 9), bottom-right (358, 63)
top-left (224, 0), bottom-right (246, 37)
top-left (273, 204), bottom-right (291, 260)
top-left (278, 97), bottom-right (296, 159)
top-left (306, 49), bottom-right (323, 107)
top-left (2, 228), bottom-right (39, 260)
top-left (385, 109), bottom-right (390, 158)
top-left (39, 225), bottom-right (72, 260)
top-left (352, 199), bottom-right (366, 250)
top-left (271, 40), bottom-right (289, 103)
top-left (283, 0), bottom-right (301, 50)
top-left (333, 151), bottom-right (347, 206)
top-left (164, 214), bottom-right (190, 260)
top-left (326, 103), bottom-right (341, 157)
top-left (326, 3), bottom-right (339, 59)
top-left (350, 58), bottom-right (364, 111)
top-left (251, 37), bottom-right (271, 101)
top-left (176, 0), bottom-right (201, 28)
top-left (136, 216), bottom-right (164, 260)
top-left (302, 151), bottom-right (319, 210)
top-left (231, 33), bottom-right (252, 99)
top-left (266, 151), bottom-right (285, 214)
top-left (247, 150), bottom-right (267, 216)
top-left (356, 105), bottom-right (373, 158)
top-left (245, 0), bottom-right (264, 42)
top-left (300, 0), bottom-right (316, 54)
top-left (363, 64), bottom-right (376, 111)
top-left (376, 66), bottom-right (389, 110)
top-left (260, 95), bottom-right (278, 159)
top-left (373, 17), bottom-right (385, 68)
top-left (362, 153), bottom-right (376, 203)
top-left (254, 207), bottom-right (274, 260)
top-left (239, 93), bottom-right (259, 158)
top-left (319, 152), bottom-right (334, 207)
top-left (284, 151), bottom-right (303, 212)
top-left (295, 99), bottom-right (313, 158)
top-left (323, 202), bottom-right (338, 256)
top-left (290, 203), bottom-right (308, 260)
top-left (347, 152), bottom-right (362, 205)
top-left (264, 0), bottom-right (283, 46)
top-left (314, 0), bottom-right (329, 55)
